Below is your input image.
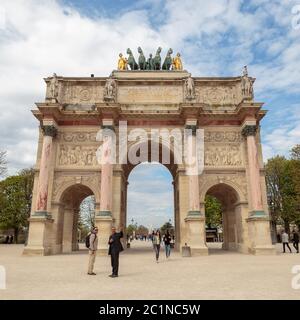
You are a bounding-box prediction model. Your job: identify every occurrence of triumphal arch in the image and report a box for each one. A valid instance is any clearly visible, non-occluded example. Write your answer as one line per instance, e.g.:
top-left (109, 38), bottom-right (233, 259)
top-left (24, 48), bottom-right (276, 256)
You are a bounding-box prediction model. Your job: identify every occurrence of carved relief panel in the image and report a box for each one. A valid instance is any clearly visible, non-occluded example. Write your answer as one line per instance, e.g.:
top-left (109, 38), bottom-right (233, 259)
top-left (56, 131), bottom-right (100, 167)
top-left (60, 82), bottom-right (104, 104)
top-left (195, 83), bottom-right (242, 107)
top-left (204, 131), bottom-right (244, 167)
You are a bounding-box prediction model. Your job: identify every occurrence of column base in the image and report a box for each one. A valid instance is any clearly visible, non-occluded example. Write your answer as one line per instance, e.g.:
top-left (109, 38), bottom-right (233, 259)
top-left (184, 214), bottom-right (208, 256)
top-left (94, 215), bottom-right (114, 255)
top-left (248, 245), bottom-right (277, 255)
top-left (23, 215), bottom-right (54, 256)
top-left (190, 246), bottom-right (209, 256)
top-left (247, 215), bottom-right (276, 255)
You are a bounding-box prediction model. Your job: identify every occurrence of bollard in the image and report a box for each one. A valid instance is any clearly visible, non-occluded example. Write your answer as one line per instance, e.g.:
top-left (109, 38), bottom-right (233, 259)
top-left (182, 243), bottom-right (191, 257)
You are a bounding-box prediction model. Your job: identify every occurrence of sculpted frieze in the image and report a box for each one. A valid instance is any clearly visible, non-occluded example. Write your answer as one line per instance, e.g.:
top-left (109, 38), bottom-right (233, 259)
top-left (57, 132), bottom-right (98, 143)
top-left (204, 145), bottom-right (242, 166)
top-left (61, 83), bottom-right (104, 104)
top-left (204, 131), bottom-right (243, 143)
top-left (195, 85), bottom-right (241, 106)
top-left (58, 144), bottom-right (99, 166)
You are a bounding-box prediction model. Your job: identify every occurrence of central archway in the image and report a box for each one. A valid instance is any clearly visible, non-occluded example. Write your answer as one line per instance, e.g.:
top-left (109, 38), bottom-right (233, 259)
top-left (126, 162), bottom-right (175, 251)
top-left (121, 139), bottom-right (180, 251)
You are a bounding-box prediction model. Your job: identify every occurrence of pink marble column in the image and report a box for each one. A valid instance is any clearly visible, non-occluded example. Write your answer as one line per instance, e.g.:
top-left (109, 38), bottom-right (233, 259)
top-left (242, 125), bottom-right (265, 216)
top-left (35, 125), bottom-right (57, 215)
top-left (99, 129), bottom-right (114, 216)
top-left (186, 125), bottom-right (201, 215)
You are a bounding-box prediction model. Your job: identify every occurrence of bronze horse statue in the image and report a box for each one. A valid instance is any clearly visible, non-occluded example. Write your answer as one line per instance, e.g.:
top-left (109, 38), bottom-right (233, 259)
top-left (126, 48), bottom-right (138, 70)
top-left (162, 48), bottom-right (173, 70)
top-left (153, 47), bottom-right (162, 70)
top-left (138, 47), bottom-right (146, 70)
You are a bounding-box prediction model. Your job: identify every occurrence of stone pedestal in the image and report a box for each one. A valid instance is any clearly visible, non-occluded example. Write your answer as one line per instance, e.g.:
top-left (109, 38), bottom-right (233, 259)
top-left (95, 215), bottom-right (113, 256)
top-left (23, 216), bottom-right (53, 256)
top-left (184, 215), bottom-right (208, 256)
top-left (246, 216), bottom-right (276, 255)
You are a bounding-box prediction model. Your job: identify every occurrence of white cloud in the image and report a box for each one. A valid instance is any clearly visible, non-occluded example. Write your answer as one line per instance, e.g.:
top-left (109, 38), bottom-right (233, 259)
top-left (0, 0), bottom-right (299, 170)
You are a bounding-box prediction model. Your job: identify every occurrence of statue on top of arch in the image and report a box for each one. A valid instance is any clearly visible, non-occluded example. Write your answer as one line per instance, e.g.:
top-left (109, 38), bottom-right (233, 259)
top-left (117, 47), bottom-right (184, 71)
top-left (241, 65), bottom-right (254, 101)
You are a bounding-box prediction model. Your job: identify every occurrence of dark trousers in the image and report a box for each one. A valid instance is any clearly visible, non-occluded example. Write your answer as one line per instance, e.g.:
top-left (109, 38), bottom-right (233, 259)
top-left (111, 251), bottom-right (119, 275)
top-left (283, 242), bottom-right (292, 253)
top-left (154, 244), bottom-right (160, 260)
top-left (293, 242), bottom-right (299, 253)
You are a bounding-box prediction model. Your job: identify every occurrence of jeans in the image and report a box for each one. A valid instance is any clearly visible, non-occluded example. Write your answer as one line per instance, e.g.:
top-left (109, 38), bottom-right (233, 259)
top-left (283, 242), bottom-right (292, 253)
top-left (293, 242), bottom-right (299, 253)
top-left (154, 244), bottom-right (160, 260)
top-left (165, 244), bottom-right (171, 257)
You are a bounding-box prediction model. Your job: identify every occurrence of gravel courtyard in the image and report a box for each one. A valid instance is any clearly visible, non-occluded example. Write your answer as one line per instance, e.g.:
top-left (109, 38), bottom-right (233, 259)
top-left (0, 241), bottom-right (299, 300)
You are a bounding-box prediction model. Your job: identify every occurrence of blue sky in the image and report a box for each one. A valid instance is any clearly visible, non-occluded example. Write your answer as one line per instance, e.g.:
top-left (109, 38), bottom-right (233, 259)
top-left (0, 0), bottom-right (299, 227)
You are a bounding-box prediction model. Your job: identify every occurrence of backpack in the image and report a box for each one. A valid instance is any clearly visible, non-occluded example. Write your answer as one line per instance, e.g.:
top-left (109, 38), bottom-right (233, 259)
top-left (85, 233), bottom-right (91, 248)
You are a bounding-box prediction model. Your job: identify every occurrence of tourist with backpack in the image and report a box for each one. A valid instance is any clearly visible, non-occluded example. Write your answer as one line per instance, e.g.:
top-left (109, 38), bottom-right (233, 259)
top-left (87, 226), bottom-right (98, 275)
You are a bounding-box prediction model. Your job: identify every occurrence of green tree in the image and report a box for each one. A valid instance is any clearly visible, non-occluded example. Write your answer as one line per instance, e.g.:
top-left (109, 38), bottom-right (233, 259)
top-left (79, 195), bottom-right (95, 237)
top-left (126, 224), bottom-right (137, 236)
top-left (0, 175), bottom-right (29, 243)
top-left (136, 225), bottom-right (149, 235)
top-left (160, 221), bottom-right (174, 235)
top-left (290, 144), bottom-right (300, 160)
top-left (265, 155), bottom-right (300, 233)
top-left (205, 195), bottom-right (222, 228)
top-left (18, 168), bottom-right (35, 218)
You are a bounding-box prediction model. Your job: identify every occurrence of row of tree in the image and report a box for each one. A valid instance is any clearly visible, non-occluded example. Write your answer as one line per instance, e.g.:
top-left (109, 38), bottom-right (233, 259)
top-left (265, 145), bottom-right (300, 234)
top-left (0, 152), bottom-right (35, 242)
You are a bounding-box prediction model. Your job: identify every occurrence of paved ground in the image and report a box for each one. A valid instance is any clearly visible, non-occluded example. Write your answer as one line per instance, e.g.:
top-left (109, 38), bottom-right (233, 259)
top-left (0, 241), bottom-right (299, 300)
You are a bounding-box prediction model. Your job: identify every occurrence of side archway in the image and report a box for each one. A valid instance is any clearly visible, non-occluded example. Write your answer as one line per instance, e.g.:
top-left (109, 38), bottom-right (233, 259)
top-left (56, 183), bottom-right (96, 253)
top-left (201, 180), bottom-right (248, 253)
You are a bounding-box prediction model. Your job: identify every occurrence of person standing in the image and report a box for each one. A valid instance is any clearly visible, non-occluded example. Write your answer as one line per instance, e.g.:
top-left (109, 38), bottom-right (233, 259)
top-left (292, 230), bottom-right (299, 253)
top-left (9, 234), bottom-right (14, 244)
top-left (282, 230), bottom-right (292, 253)
top-left (152, 230), bottom-right (161, 263)
top-left (163, 230), bottom-right (172, 259)
top-left (4, 235), bottom-right (9, 244)
top-left (87, 227), bottom-right (98, 275)
top-left (108, 226), bottom-right (124, 278)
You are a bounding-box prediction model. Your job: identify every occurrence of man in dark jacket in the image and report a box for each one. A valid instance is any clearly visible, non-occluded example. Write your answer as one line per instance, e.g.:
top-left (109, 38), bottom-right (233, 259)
top-left (108, 226), bottom-right (123, 278)
top-left (292, 230), bottom-right (299, 253)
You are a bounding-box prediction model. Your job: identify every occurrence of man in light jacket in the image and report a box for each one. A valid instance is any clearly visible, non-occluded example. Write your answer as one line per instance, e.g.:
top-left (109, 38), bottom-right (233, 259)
top-left (88, 227), bottom-right (98, 275)
top-left (282, 230), bottom-right (292, 253)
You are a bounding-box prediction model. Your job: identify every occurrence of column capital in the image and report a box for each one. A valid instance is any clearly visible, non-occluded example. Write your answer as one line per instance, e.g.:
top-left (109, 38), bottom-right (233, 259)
top-left (241, 124), bottom-right (257, 137)
top-left (41, 124), bottom-right (57, 137)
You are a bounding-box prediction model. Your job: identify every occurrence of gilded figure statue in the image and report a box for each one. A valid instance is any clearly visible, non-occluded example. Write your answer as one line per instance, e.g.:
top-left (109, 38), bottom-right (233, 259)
top-left (172, 52), bottom-right (183, 70)
top-left (117, 53), bottom-right (127, 70)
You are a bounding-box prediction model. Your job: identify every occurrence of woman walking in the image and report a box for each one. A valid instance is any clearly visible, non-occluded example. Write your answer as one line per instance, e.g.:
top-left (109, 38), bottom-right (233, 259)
top-left (163, 230), bottom-right (172, 259)
top-left (152, 230), bottom-right (161, 263)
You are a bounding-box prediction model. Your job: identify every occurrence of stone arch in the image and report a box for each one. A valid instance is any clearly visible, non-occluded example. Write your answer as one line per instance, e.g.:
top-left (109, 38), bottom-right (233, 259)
top-left (201, 180), bottom-right (247, 252)
top-left (200, 178), bottom-right (246, 204)
top-left (53, 179), bottom-right (100, 205)
top-left (56, 183), bottom-right (96, 253)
